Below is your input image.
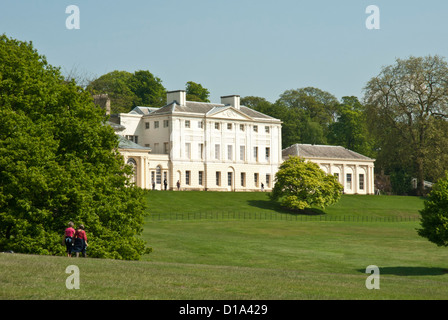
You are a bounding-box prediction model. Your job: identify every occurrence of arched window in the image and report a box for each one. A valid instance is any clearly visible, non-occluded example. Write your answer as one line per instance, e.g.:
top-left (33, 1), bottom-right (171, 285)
top-left (156, 166), bottom-right (162, 184)
top-left (127, 158), bottom-right (137, 184)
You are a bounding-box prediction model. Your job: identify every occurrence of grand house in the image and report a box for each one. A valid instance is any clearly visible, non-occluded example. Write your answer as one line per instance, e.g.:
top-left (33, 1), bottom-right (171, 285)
top-left (108, 90), bottom-right (375, 194)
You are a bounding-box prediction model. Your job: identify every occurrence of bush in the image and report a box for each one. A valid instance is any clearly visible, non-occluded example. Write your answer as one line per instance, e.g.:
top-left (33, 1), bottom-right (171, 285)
top-left (270, 156), bottom-right (343, 211)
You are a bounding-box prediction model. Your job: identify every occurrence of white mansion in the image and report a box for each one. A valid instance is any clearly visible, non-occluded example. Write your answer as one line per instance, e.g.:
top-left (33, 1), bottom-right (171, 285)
top-left (110, 90), bottom-right (375, 194)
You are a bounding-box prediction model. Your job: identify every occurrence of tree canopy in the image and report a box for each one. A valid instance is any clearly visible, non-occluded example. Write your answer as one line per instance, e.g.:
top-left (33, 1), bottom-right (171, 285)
top-left (418, 173), bottom-right (448, 246)
top-left (87, 69), bottom-right (166, 114)
top-left (364, 55), bottom-right (448, 195)
top-left (186, 81), bottom-right (210, 102)
top-left (270, 156), bottom-right (343, 211)
top-left (0, 34), bottom-right (149, 260)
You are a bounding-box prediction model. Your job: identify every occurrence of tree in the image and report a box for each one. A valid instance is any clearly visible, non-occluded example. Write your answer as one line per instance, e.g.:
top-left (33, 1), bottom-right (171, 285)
top-left (270, 156), bottom-right (343, 211)
top-left (87, 69), bottom-right (166, 114)
top-left (364, 55), bottom-right (448, 195)
top-left (327, 96), bottom-right (375, 158)
top-left (0, 34), bottom-right (149, 260)
top-left (274, 87), bottom-right (339, 147)
top-left (185, 81), bottom-right (210, 102)
top-left (418, 173), bottom-right (448, 247)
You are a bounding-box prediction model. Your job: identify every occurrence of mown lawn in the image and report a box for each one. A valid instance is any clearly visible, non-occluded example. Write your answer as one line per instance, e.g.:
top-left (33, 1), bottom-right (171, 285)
top-left (2, 192), bottom-right (447, 300)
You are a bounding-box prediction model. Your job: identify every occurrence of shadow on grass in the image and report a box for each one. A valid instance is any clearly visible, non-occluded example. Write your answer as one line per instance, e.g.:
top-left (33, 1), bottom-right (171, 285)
top-left (247, 199), bottom-right (326, 216)
top-left (358, 266), bottom-right (448, 276)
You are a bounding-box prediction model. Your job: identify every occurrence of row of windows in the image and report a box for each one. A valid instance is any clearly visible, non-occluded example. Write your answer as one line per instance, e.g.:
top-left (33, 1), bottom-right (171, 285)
top-left (184, 143), bottom-right (270, 162)
top-left (183, 170), bottom-right (271, 188)
top-left (144, 120), bottom-right (271, 133)
top-left (334, 173), bottom-right (365, 190)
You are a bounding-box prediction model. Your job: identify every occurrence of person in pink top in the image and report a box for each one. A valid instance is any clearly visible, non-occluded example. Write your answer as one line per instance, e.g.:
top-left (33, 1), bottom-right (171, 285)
top-left (64, 222), bottom-right (76, 257)
top-left (72, 224), bottom-right (88, 258)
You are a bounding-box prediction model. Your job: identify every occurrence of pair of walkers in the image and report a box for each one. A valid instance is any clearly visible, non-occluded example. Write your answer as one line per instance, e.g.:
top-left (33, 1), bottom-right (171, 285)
top-left (64, 222), bottom-right (88, 257)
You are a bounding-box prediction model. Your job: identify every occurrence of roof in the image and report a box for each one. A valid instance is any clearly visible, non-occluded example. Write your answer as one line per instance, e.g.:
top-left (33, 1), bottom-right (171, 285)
top-left (117, 135), bottom-right (151, 151)
top-left (129, 106), bottom-right (160, 115)
top-left (283, 144), bottom-right (374, 161)
top-left (133, 101), bottom-right (280, 121)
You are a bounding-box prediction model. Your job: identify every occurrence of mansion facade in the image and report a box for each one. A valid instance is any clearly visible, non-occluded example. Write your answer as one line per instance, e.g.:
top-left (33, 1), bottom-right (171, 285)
top-left (110, 90), bottom-right (375, 194)
top-left (113, 90), bottom-right (282, 192)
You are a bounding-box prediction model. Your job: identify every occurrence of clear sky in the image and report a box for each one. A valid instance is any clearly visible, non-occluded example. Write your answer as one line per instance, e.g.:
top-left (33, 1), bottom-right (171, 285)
top-left (1, 0), bottom-right (448, 104)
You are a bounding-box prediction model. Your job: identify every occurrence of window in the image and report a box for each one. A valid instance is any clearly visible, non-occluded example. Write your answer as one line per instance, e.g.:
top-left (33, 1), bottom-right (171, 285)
top-left (359, 174), bottom-right (365, 190)
top-left (145, 144), bottom-right (150, 148)
top-left (185, 171), bottom-right (191, 185)
top-left (125, 135), bottom-right (138, 144)
top-left (334, 173), bottom-right (340, 182)
top-left (164, 142), bottom-right (169, 154)
top-left (154, 143), bottom-right (159, 153)
top-left (185, 120), bottom-right (190, 128)
top-left (154, 121), bottom-right (159, 129)
top-left (240, 124), bottom-right (245, 131)
top-left (151, 171), bottom-right (155, 184)
top-left (145, 122), bottom-right (150, 129)
top-left (216, 172), bottom-right (221, 186)
top-left (241, 172), bottom-right (246, 187)
top-left (227, 145), bottom-right (233, 161)
top-left (198, 121), bottom-right (203, 129)
top-left (227, 123), bottom-right (232, 130)
top-left (253, 146), bottom-right (258, 162)
top-left (266, 174), bottom-right (271, 187)
top-left (198, 143), bottom-right (204, 159)
top-left (185, 143), bottom-right (191, 159)
top-left (346, 173), bottom-right (352, 190)
top-left (215, 144), bottom-right (220, 160)
top-left (240, 146), bottom-right (245, 161)
top-left (254, 173), bottom-right (259, 186)
top-left (253, 125), bottom-right (258, 132)
top-left (215, 122), bottom-right (220, 130)
top-left (199, 171), bottom-right (203, 186)
top-left (228, 172), bottom-right (232, 187)
top-left (156, 166), bottom-right (162, 184)
top-left (265, 126), bottom-right (270, 133)
top-left (265, 147), bottom-right (270, 161)
top-left (163, 120), bottom-right (169, 128)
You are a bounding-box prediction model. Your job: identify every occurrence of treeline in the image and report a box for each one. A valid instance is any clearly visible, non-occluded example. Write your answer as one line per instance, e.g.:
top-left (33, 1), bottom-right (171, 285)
top-left (85, 55), bottom-right (448, 196)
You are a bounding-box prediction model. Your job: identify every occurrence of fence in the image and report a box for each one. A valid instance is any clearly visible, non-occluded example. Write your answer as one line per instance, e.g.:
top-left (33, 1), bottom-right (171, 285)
top-left (148, 211), bottom-right (420, 223)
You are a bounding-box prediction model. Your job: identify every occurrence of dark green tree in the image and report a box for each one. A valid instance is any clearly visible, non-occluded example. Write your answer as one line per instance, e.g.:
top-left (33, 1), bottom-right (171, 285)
top-left (327, 96), bottom-right (375, 157)
top-left (87, 69), bottom-right (166, 114)
top-left (0, 34), bottom-right (149, 260)
top-left (418, 173), bottom-right (448, 246)
top-left (185, 81), bottom-right (210, 102)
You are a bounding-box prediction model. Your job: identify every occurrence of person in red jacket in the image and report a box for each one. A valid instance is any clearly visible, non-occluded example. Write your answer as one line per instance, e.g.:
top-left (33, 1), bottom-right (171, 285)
top-left (72, 224), bottom-right (88, 258)
top-left (64, 222), bottom-right (76, 257)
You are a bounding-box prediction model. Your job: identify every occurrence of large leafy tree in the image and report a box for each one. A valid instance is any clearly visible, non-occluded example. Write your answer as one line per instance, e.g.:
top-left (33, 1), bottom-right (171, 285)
top-left (270, 156), bottom-right (343, 211)
top-left (87, 69), bottom-right (166, 114)
top-left (364, 55), bottom-right (448, 195)
top-left (186, 81), bottom-right (210, 102)
top-left (0, 34), bottom-right (149, 260)
top-left (327, 96), bottom-right (376, 158)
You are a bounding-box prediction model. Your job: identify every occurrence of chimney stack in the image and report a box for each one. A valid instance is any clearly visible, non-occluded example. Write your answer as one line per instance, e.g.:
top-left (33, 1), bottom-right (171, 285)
top-left (167, 90), bottom-right (186, 106)
top-left (221, 95), bottom-right (240, 110)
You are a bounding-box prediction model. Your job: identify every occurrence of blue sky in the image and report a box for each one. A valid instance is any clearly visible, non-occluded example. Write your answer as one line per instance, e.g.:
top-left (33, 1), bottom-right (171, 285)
top-left (1, 0), bottom-right (448, 103)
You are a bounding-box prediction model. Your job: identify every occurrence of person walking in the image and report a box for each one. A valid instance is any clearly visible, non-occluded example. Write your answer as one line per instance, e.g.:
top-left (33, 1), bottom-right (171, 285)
top-left (176, 180), bottom-right (180, 190)
top-left (72, 224), bottom-right (88, 258)
top-left (64, 222), bottom-right (75, 257)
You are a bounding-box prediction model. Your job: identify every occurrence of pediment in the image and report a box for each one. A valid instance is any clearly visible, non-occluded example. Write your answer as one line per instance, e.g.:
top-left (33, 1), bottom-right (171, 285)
top-left (207, 107), bottom-right (253, 121)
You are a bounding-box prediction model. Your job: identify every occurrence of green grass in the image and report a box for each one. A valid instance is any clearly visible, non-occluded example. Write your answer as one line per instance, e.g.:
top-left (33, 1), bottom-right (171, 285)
top-left (2, 192), bottom-right (448, 300)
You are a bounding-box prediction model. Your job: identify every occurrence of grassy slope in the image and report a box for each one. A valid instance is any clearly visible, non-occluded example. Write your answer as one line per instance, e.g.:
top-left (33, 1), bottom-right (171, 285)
top-left (2, 192), bottom-right (448, 300)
